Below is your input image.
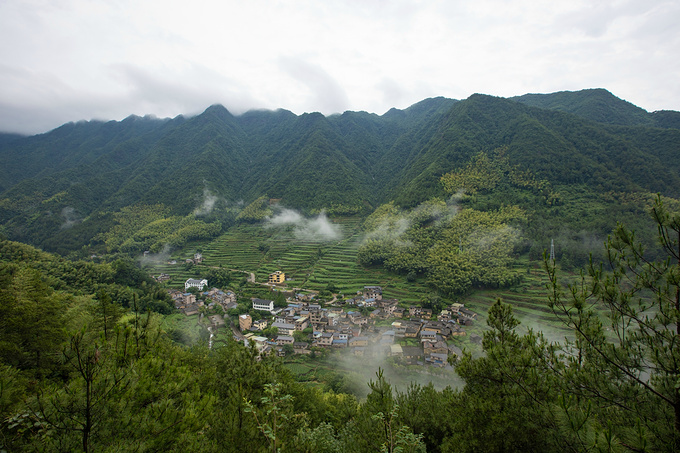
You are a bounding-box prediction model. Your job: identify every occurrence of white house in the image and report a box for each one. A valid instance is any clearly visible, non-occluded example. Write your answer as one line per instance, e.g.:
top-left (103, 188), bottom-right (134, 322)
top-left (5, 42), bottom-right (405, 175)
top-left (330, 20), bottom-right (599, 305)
top-left (252, 298), bottom-right (275, 312)
top-left (185, 278), bottom-right (208, 291)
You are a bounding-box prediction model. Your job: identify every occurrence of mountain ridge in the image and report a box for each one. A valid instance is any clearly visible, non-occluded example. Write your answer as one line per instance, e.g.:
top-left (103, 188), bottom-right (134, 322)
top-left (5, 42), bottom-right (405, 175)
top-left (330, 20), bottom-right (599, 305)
top-left (1, 88), bottom-right (679, 253)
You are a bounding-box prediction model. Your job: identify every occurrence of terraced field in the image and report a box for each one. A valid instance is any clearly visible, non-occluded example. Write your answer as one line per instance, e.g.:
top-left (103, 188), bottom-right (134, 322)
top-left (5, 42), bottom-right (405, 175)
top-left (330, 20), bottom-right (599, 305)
top-left (142, 261), bottom-right (200, 288)
top-left (200, 225), bottom-right (268, 271)
top-left (157, 218), bottom-right (435, 300)
top-left (144, 217), bottom-right (580, 335)
top-left (459, 258), bottom-right (587, 341)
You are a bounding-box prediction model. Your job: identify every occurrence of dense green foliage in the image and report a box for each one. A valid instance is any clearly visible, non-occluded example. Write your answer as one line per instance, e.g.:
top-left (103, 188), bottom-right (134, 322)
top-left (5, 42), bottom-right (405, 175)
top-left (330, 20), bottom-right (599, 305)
top-left (512, 88), bottom-right (657, 126)
top-left (236, 196), bottom-right (274, 223)
top-left (358, 199), bottom-right (525, 295)
top-left (2, 198), bottom-right (680, 452)
top-left (1, 89), bottom-right (678, 257)
top-left (512, 88), bottom-right (680, 129)
top-left (2, 88), bottom-right (680, 451)
top-left (0, 240), bottom-right (173, 315)
top-left (99, 203), bottom-right (221, 253)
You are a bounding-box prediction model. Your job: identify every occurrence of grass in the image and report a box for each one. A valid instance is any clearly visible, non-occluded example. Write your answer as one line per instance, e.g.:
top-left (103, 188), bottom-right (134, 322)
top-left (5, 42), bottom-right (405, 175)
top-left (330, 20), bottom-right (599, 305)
top-left (160, 313), bottom-right (207, 345)
top-left (145, 217), bottom-right (435, 300)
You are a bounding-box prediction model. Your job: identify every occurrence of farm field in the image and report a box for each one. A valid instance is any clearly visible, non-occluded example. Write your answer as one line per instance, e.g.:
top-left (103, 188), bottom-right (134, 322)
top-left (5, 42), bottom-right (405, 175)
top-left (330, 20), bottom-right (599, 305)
top-left (160, 313), bottom-right (208, 345)
top-left (283, 352), bottom-right (464, 396)
top-left (147, 217), bottom-right (436, 301)
top-left (146, 216), bottom-right (581, 346)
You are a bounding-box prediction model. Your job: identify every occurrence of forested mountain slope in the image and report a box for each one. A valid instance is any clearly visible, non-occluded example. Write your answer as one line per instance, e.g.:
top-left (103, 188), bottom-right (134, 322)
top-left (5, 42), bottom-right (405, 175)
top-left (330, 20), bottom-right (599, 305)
top-left (512, 88), bottom-right (680, 128)
top-left (0, 89), bottom-right (678, 253)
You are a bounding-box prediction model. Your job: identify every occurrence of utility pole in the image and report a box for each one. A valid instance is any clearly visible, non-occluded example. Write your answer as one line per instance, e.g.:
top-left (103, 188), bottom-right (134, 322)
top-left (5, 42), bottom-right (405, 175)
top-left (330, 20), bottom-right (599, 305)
top-left (550, 239), bottom-right (555, 263)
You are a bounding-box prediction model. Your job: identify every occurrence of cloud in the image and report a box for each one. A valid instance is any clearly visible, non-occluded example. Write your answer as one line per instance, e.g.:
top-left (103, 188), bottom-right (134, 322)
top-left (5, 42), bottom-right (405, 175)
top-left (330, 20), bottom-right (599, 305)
top-left (1, 0), bottom-right (679, 135)
top-left (265, 208), bottom-right (342, 242)
top-left (138, 244), bottom-right (172, 266)
top-left (301, 212), bottom-right (343, 241)
top-left (110, 63), bottom-right (262, 117)
top-left (278, 56), bottom-right (350, 114)
top-left (364, 216), bottom-right (412, 246)
top-left (364, 199), bottom-right (459, 245)
top-left (60, 206), bottom-right (82, 230)
top-left (193, 187), bottom-right (219, 216)
top-left (267, 208), bottom-right (304, 226)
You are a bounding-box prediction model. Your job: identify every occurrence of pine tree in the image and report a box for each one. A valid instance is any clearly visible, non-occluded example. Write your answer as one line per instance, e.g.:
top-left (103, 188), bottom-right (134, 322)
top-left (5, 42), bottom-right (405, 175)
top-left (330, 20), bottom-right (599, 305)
top-left (546, 195), bottom-right (680, 451)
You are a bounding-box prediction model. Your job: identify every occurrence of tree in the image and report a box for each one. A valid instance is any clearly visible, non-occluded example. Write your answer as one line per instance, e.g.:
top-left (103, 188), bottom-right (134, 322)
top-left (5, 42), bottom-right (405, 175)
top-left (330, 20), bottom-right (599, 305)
top-left (93, 291), bottom-right (124, 341)
top-left (0, 264), bottom-right (66, 373)
top-left (449, 299), bottom-right (559, 453)
top-left (546, 195), bottom-right (680, 451)
top-left (22, 326), bottom-right (209, 452)
top-left (244, 383), bottom-right (294, 453)
top-left (293, 330), bottom-right (309, 343)
top-left (205, 341), bottom-right (298, 452)
top-left (273, 291), bottom-right (287, 308)
top-left (262, 326), bottom-right (279, 339)
top-left (204, 267), bottom-right (231, 288)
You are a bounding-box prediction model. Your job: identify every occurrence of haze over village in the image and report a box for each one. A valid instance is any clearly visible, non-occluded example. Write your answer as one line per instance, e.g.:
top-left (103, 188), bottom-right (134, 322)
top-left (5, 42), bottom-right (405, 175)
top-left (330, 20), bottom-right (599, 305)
top-left (169, 267), bottom-right (478, 368)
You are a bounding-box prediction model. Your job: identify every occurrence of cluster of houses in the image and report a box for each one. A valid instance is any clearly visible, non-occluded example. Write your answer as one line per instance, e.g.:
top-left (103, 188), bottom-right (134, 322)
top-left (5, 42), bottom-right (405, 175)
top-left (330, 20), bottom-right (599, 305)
top-left (169, 279), bottom-right (237, 321)
top-left (238, 286), bottom-right (476, 368)
top-left (164, 252), bottom-right (203, 266)
top-left (154, 273), bottom-right (171, 283)
top-left (168, 275), bottom-right (477, 368)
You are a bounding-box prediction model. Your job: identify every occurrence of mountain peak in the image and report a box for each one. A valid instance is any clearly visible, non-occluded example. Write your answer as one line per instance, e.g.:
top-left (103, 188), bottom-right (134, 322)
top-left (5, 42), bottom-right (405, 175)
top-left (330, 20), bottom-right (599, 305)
top-left (511, 89), bottom-right (652, 126)
top-left (202, 104), bottom-right (234, 119)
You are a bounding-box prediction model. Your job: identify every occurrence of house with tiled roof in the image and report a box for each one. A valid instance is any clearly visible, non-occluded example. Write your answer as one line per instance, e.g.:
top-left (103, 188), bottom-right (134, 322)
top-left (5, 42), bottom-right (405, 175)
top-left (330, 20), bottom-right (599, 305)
top-left (185, 278), bottom-right (208, 291)
top-left (252, 298), bottom-right (275, 312)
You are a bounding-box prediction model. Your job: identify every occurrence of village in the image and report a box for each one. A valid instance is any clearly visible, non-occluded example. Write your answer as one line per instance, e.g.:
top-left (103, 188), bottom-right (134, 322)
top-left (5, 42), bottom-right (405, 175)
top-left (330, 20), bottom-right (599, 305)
top-left (167, 270), bottom-right (479, 369)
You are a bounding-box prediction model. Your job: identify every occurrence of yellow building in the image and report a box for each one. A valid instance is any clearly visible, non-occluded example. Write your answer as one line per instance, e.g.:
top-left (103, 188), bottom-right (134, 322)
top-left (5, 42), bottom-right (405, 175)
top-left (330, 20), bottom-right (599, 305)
top-left (239, 314), bottom-right (252, 331)
top-left (268, 271), bottom-right (285, 284)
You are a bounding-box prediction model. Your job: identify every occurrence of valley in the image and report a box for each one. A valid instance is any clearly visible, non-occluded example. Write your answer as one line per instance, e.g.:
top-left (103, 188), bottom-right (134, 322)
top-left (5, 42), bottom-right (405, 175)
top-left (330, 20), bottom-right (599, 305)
top-left (1, 89), bottom-right (679, 451)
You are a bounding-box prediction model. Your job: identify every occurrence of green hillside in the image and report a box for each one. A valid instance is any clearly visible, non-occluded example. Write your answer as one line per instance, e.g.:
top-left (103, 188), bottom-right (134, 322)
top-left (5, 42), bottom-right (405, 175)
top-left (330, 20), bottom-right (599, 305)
top-left (2, 89), bottom-right (680, 452)
top-left (1, 89), bottom-right (679, 260)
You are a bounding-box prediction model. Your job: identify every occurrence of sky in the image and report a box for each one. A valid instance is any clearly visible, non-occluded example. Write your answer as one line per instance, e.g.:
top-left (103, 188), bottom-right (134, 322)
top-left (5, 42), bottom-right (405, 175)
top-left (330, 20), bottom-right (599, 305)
top-left (0, 0), bottom-right (678, 135)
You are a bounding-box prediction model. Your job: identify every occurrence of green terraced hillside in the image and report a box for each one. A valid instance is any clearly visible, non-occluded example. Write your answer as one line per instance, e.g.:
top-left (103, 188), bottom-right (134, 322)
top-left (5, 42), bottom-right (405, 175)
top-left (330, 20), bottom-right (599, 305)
top-left (143, 218), bottom-right (572, 318)
top-left (144, 218), bottom-right (436, 301)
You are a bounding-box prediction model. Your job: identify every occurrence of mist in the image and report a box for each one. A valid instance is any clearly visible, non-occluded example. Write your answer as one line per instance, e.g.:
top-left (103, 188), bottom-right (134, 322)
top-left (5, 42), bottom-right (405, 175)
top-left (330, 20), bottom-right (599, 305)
top-left (193, 187), bottom-right (219, 216)
top-left (362, 198), bottom-right (459, 246)
top-left (330, 345), bottom-right (463, 399)
top-left (364, 216), bottom-right (411, 244)
top-left (60, 206), bottom-right (82, 230)
top-left (265, 208), bottom-right (342, 242)
top-left (469, 225), bottom-right (520, 251)
top-left (138, 244), bottom-right (172, 266)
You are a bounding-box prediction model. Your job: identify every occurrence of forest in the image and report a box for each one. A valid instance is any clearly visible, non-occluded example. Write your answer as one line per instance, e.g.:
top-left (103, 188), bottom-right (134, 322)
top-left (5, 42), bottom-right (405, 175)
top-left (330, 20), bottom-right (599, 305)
top-left (1, 197), bottom-right (679, 452)
top-left (1, 89), bottom-right (680, 258)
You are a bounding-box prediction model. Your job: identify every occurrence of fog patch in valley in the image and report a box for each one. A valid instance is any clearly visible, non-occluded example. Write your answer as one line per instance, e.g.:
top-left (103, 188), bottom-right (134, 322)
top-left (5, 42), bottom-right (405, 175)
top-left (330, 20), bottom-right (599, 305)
top-left (327, 342), bottom-right (464, 399)
top-left (138, 243), bottom-right (172, 266)
top-left (193, 187), bottom-right (220, 216)
top-left (60, 207), bottom-right (82, 229)
top-left (265, 208), bottom-right (342, 242)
